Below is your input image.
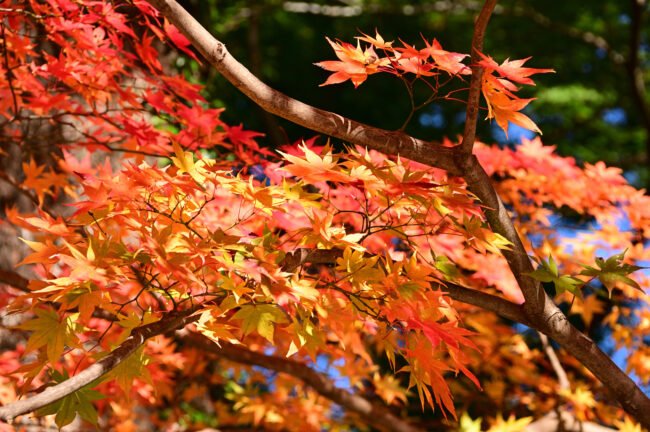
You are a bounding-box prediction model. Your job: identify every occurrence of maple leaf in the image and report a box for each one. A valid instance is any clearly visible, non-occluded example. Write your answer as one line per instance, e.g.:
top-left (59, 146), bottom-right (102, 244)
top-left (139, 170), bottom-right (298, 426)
top-left (433, 254), bottom-right (460, 280)
top-left (572, 295), bottom-right (606, 326)
top-left (21, 158), bottom-right (48, 204)
top-left (482, 86), bottom-right (541, 137)
top-left (226, 124), bottom-right (270, 159)
top-left (196, 307), bottom-right (240, 346)
top-left (356, 31), bottom-right (394, 50)
top-left (315, 37), bottom-right (387, 87)
top-left (579, 250), bottom-right (644, 297)
top-left (421, 39), bottom-right (469, 75)
top-left (478, 52), bottom-right (554, 86)
top-left (21, 212), bottom-right (70, 237)
top-left (162, 18), bottom-right (199, 61)
top-left (478, 53), bottom-right (553, 137)
top-left (279, 142), bottom-right (349, 183)
top-left (462, 216), bottom-right (512, 255)
top-left (17, 308), bottom-right (82, 365)
top-left (396, 57), bottom-right (437, 76)
top-left (560, 385), bottom-right (596, 422)
top-left (233, 304), bottom-right (288, 344)
top-left (487, 414), bottom-right (532, 432)
top-left (458, 412), bottom-right (483, 432)
top-left (614, 417), bottom-right (644, 432)
top-left (527, 255), bottom-right (583, 297)
top-left (104, 346), bottom-right (152, 395)
top-left (36, 369), bottom-right (105, 428)
top-left (17, 237), bottom-right (59, 267)
top-left (372, 372), bottom-right (409, 405)
top-left (286, 315), bottom-right (325, 359)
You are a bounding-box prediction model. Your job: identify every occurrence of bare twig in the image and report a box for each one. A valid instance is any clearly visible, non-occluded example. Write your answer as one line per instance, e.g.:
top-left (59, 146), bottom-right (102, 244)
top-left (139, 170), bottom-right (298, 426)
top-left (538, 332), bottom-right (570, 391)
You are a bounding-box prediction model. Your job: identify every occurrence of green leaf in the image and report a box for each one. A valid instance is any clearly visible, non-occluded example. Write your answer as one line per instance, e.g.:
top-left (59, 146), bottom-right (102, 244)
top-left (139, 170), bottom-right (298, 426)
top-left (434, 255), bottom-right (460, 280)
top-left (527, 255), bottom-right (583, 297)
top-left (579, 249), bottom-right (644, 297)
top-left (105, 346), bottom-right (152, 395)
top-left (36, 369), bottom-right (105, 428)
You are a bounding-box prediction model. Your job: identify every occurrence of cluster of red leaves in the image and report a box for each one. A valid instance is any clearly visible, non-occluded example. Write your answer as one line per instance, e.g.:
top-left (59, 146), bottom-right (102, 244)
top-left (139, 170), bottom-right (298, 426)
top-left (316, 31), bottom-right (553, 137)
top-left (0, 0), bottom-right (268, 165)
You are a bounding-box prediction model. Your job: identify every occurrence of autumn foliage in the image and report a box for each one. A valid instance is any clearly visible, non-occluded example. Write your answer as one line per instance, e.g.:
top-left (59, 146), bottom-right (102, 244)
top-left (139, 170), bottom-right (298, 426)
top-left (0, 1), bottom-right (649, 431)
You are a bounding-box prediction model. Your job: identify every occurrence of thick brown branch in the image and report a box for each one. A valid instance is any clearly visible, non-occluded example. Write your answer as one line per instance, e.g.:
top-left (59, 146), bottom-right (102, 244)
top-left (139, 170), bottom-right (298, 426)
top-left (145, 0), bottom-right (461, 176)
top-left (442, 282), bottom-right (530, 326)
top-left (0, 309), bottom-right (198, 422)
top-left (459, 0), bottom-right (497, 155)
top-left (462, 158), bottom-right (650, 427)
top-left (0, 269), bottom-right (29, 292)
top-left (180, 332), bottom-right (423, 432)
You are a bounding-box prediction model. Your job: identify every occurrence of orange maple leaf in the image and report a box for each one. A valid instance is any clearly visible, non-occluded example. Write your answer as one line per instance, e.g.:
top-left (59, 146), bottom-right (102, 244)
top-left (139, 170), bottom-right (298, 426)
top-left (356, 31), bottom-right (394, 50)
top-left (315, 37), bottom-right (387, 87)
top-left (421, 39), bottom-right (469, 75)
top-left (478, 52), bottom-right (554, 86)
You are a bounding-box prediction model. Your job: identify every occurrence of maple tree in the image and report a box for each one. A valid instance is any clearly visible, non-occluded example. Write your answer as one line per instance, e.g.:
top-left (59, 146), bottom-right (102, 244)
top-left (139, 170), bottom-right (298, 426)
top-left (0, 0), bottom-right (649, 431)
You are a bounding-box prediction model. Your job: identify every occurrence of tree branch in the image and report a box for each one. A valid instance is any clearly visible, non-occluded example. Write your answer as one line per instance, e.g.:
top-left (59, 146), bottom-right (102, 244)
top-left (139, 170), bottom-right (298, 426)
top-left (281, 248), bottom-right (531, 326)
top-left (442, 282), bottom-right (530, 326)
top-left (179, 332), bottom-right (423, 432)
top-left (0, 309), bottom-right (199, 422)
top-left (461, 157), bottom-right (650, 427)
top-left (459, 0), bottom-right (497, 155)
top-left (145, 0), bottom-right (462, 176)
top-left (0, 269), bottom-right (29, 292)
top-left (538, 332), bottom-right (570, 391)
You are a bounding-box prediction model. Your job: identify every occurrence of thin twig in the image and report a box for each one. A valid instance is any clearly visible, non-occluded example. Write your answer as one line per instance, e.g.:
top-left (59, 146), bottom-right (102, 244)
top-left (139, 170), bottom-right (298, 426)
top-left (458, 0), bottom-right (498, 155)
top-left (538, 331), bottom-right (570, 391)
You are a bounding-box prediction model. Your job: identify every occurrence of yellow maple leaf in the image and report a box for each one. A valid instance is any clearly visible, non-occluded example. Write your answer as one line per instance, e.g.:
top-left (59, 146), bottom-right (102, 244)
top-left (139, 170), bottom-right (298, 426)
top-left (17, 308), bottom-right (82, 365)
top-left (487, 414), bottom-right (532, 432)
